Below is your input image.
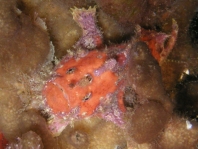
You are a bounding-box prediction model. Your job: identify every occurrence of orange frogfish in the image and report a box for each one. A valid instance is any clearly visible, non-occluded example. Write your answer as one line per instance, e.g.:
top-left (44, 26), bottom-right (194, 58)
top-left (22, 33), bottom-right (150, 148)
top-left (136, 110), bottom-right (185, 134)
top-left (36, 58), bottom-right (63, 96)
top-left (42, 7), bottom-right (178, 136)
top-left (42, 7), bottom-right (129, 136)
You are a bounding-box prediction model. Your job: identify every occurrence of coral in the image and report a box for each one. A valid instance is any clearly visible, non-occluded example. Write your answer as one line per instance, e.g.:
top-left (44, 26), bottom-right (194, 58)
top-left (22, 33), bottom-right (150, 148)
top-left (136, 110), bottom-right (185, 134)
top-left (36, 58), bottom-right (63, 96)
top-left (19, 0), bottom-right (127, 57)
top-left (19, 110), bottom-right (58, 148)
top-left (95, 0), bottom-right (175, 33)
top-left (58, 117), bottom-right (127, 149)
top-left (127, 41), bottom-right (173, 111)
top-left (6, 131), bottom-right (44, 149)
top-left (125, 41), bottom-right (172, 144)
top-left (58, 117), bottom-right (100, 149)
top-left (97, 10), bottom-right (126, 43)
top-left (0, 1), bottom-right (53, 147)
top-left (158, 116), bottom-right (198, 149)
top-left (69, 130), bottom-right (88, 148)
top-left (0, 0), bottom-right (197, 149)
top-left (88, 120), bottom-right (127, 149)
top-left (19, 0), bottom-right (96, 58)
top-left (127, 115), bottom-right (198, 149)
top-left (0, 90), bottom-right (23, 140)
top-left (126, 101), bottom-right (169, 144)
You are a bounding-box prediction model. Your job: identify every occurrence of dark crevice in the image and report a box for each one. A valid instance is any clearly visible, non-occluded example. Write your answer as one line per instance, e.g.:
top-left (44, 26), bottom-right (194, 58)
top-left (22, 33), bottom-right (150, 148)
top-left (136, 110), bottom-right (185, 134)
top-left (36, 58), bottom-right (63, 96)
top-left (189, 11), bottom-right (198, 48)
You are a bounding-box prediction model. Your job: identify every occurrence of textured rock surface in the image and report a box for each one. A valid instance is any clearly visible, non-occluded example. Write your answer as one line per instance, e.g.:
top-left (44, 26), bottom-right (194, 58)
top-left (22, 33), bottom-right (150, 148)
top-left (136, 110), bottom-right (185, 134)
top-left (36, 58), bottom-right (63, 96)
top-left (6, 131), bottom-right (44, 149)
top-left (0, 0), bottom-right (198, 149)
